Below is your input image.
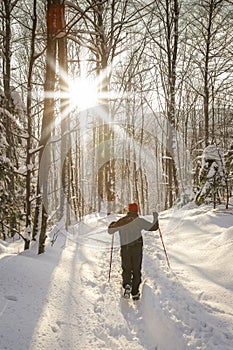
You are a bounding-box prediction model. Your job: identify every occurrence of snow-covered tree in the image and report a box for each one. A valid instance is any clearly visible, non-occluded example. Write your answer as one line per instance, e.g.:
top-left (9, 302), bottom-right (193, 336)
top-left (195, 144), bottom-right (226, 207)
top-left (225, 144), bottom-right (233, 206)
top-left (0, 87), bottom-right (26, 240)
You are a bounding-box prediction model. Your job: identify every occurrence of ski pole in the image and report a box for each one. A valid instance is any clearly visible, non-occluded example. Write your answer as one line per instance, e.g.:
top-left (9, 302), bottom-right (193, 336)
top-left (108, 233), bottom-right (114, 282)
top-left (158, 227), bottom-right (171, 269)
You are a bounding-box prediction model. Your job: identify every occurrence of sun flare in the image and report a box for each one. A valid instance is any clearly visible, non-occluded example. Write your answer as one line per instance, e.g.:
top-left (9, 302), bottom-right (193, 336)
top-left (69, 78), bottom-right (98, 111)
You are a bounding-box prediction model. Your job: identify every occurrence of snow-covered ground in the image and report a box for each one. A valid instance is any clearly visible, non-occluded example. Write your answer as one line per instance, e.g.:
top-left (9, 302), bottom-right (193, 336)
top-left (1, 203), bottom-right (233, 350)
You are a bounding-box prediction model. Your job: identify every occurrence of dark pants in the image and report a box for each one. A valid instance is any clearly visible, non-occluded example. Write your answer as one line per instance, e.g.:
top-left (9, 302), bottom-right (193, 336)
top-left (120, 240), bottom-right (143, 295)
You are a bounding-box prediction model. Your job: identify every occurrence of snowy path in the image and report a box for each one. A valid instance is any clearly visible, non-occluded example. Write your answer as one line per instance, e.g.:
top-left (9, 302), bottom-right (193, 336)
top-left (1, 205), bottom-right (233, 349)
top-left (28, 237), bottom-right (156, 350)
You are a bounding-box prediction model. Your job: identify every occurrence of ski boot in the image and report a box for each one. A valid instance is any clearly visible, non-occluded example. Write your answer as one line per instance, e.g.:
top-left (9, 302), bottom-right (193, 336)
top-left (123, 284), bottom-right (132, 299)
top-left (132, 292), bottom-right (140, 301)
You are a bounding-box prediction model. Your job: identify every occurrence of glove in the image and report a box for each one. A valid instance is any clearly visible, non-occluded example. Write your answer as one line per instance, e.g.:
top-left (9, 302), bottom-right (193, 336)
top-left (108, 221), bottom-right (116, 228)
top-left (152, 211), bottom-right (158, 221)
top-left (108, 221), bottom-right (116, 235)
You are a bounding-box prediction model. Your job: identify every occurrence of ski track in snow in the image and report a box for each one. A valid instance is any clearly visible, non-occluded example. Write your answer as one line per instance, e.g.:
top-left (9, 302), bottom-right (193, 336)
top-left (0, 206), bottom-right (233, 349)
top-left (19, 242), bottom-right (152, 350)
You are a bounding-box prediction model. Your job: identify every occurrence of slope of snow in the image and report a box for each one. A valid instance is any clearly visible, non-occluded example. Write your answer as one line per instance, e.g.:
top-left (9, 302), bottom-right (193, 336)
top-left (0, 204), bottom-right (233, 350)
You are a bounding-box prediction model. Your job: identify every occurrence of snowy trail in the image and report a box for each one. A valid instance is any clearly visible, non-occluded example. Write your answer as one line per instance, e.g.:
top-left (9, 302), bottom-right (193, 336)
top-left (25, 235), bottom-right (155, 350)
top-left (1, 206), bottom-right (233, 349)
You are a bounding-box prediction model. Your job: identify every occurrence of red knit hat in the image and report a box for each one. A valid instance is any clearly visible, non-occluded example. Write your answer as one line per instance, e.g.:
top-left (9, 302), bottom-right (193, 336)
top-left (128, 202), bottom-right (139, 212)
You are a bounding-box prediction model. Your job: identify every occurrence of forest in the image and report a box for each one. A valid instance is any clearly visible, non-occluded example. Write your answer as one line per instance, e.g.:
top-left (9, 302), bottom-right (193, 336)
top-left (0, 0), bottom-right (232, 254)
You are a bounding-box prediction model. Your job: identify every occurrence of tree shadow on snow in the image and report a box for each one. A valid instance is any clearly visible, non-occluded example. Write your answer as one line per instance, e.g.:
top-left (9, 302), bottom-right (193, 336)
top-left (0, 236), bottom-right (65, 350)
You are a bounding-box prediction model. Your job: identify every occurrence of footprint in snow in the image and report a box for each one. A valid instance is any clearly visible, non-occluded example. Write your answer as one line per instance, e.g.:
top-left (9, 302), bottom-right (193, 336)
top-left (4, 295), bottom-right (18, 301)
top-left (51, 325), bottom-right (59, 333)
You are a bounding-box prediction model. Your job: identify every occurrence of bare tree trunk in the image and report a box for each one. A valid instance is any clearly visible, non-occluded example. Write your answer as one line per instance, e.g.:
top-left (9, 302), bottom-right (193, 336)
top-left (25, 0), bottom-right (37, 240)
top-left (165, 0), bottom-right (179, 208)
top-left (93, 0), bottom-right (116, 214)
top-left (203, 1), bottom-right (214, 146)
top-left (37, 0), bottom-right (57, 254)
top-left (2, 0), bottom-right (11, 110)
top-left (58, 32), bottom-right (70, 227)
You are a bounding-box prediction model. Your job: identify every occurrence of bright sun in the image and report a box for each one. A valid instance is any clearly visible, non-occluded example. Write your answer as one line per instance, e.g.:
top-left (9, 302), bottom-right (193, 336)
top-left (69, 78), bottom-right (98, 111)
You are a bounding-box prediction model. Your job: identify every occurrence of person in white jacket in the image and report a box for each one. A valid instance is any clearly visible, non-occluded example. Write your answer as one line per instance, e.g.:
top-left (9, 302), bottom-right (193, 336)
top-left (108, 203), bottom-right (159, 300)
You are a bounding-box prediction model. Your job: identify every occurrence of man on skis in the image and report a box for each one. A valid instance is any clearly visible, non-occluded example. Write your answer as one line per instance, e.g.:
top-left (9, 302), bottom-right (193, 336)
top-left (108, 203), bottom-right (159, 300)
